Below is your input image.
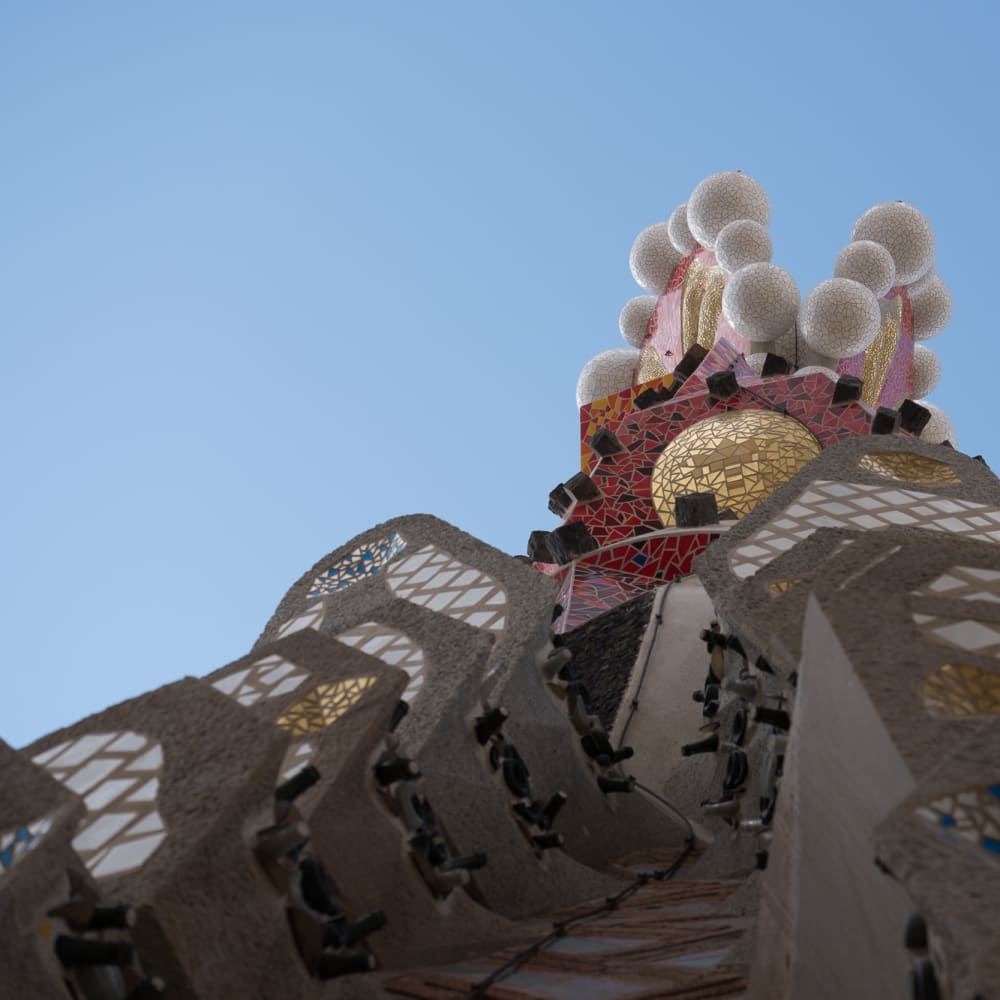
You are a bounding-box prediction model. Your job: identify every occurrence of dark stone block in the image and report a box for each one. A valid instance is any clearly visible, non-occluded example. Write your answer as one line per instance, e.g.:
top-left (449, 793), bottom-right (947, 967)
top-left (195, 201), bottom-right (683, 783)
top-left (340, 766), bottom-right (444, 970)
top-left (548, 522), bottom-right (599, 564)
top-left (706, 370), bottom-right (739, 401)
top-left (634, 386), bottom-right (671, 410)
top-left (673, 343), bottom-right (708, 381)
top-left (527, 530), bottom-right (555, 563)
top-left (761, 353), bottom-right (792, 376)
top-left (899, 399), bottom-right (931, 435)
top-left (590, 427), bottom-right (623, 457)
top-left (871, 407), bottom-right (901, 435)
top-left (564, 471), bottom-right (601, 504)
top-left (675, 492), bottom-right (718, 527)
top-left (548, 484), bottom-right (572, 517)
top-left (832, 374), bottom-right (863, 404)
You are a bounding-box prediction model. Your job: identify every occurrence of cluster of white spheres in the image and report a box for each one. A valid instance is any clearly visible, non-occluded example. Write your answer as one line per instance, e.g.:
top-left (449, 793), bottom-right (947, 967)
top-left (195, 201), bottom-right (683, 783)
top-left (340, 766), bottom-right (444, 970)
top-left (798, 278), bottom-right (882, 360)
top-left (668, 204), bottom-right (697, 255)
top-left (834, 241), bottom-right (896, 298)
top-left (715, 220), bottom-right (772, 274)
top-left (576, 348), bottom-right (640, 407)
top-left (629, 223), bottom-right (682, 295)
top-left (909, 275), bottom-right (953, 340)
top-left (917, 400), bottom-right (958, 447)
top-left (686, 172), bottom-right (770, 250)
top-left (851, 202), bottom-right (934, 286)
top-left (721, 263), bottom-right (800, 342)
top-left (912, 344), bottom-right (941, 397)
top-left (619, 295), bottom-right (657, 349)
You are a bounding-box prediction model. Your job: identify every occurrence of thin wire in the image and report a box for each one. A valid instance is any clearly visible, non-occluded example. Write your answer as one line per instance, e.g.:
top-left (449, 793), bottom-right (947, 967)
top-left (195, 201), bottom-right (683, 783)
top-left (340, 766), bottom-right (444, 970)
top-left (463, 835), bottom-right (695, 999)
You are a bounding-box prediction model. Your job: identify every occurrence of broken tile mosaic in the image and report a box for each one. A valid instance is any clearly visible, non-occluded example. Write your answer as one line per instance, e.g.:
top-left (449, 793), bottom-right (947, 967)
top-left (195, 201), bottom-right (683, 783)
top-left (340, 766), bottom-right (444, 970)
top-left (276, 602), bottom-right (326, 638)
top-left (729, 480), bottom-right (1000, 579)
top-left (386, 544), bottom-right (507, 632)
top-left (32, 731), bottom-right (166, 879)
top-left (911, 566), bottom-right (1000, 604)
top-left (652, 410), bottom-right (822, 527)
top-left (915, 784), bottom-right (1000, 860)
top-left (276, 676), bottom-right (378, 735)
top-left (0, 816), bottom-right (53, 877)
top-left (211, 654), bottom-right (309, 706)
top-left (858, 451), bottom-right (960, 486)
top-left (336, 622), bottom-right (426, 702)
top-left (922, 664), bottom-right (1000, 719)
top-left (308, 532), bottom-right (407, 598)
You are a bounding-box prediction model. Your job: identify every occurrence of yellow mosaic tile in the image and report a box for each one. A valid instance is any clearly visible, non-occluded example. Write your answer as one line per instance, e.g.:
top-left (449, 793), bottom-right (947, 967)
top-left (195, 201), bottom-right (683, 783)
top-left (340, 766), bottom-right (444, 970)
top-left (652, 410), bottom-right (821, 526)
top-left (579, 373), bottom-right (676, 470)
top-left (768, 579), bottom-right (800, 596)
top-left (277, 676), bottom-right (378, 735)
top-left (922, 663), bottom-right (1000, 719)
top-left (637, 345), bottom-right (669, 384)
top-left (681, 258), bottom-right (726, 353)
top-left (858, 452), bottom-right (961, 486)
top-left (859, 296), bottom-right (901, 408)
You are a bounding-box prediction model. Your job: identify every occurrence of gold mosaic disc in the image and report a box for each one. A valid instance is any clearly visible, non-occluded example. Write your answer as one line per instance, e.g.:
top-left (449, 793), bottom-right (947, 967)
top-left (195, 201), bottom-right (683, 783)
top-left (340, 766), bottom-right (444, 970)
top-left (652, 409), bottom-right (821, 526)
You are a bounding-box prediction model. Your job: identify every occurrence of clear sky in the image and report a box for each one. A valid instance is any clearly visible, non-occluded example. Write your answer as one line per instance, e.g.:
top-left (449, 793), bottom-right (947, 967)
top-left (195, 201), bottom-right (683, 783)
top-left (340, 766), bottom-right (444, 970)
top-left (3, 2), bottom-right (997, 747)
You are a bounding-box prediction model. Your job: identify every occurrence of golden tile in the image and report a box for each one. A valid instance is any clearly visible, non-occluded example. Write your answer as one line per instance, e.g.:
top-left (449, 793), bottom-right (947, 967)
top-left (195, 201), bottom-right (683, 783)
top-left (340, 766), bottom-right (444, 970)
top-left (922, 663), bottom-right (1000, 719)
top-left (859, 452), bottom-right (961, 486)
top-left (768, 579), bottom-right (800, 596)
top-left (652, 410), bottom-right (822, 526)
top-left (277, 676), bottom-right (378, 735)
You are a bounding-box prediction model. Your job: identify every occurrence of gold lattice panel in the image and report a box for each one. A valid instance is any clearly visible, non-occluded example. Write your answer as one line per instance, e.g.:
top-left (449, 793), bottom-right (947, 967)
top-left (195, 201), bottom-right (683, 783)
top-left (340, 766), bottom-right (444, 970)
top-left (651, 410), bottom-right (822, 526)
top-left (681, 258), bottom-right (727, 353)
top-left (922, 663), bottom-right (1000, 719)
top-left (276, 676), bottom-right (377, 735)
top-left (859, 452), bottom-right (960, 486)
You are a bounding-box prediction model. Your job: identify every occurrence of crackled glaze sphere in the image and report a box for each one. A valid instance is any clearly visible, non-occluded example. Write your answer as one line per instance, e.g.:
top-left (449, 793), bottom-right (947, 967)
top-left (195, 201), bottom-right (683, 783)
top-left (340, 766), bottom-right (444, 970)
top-left (721, 262), bottom-right (799, 342)
top-left (794, 365), bottom-right (839, 380)
top-left (912, 344), bottom-right (941, 396)
top-left (798, 278), bottom-right (881, 359)
top-left (909, 276), bottom-right (952, 341)
top-left (834, 240), bottom-right (896, 298)
top-left (576, 348), bottom-right (640, 407)
top-left (715, 220), bottom-right (772, 273)
top-left (619, 295), bottom-right (658, 348)
top-left (917, 400), bottom-right (958, 446)
top-left (629, 222), bottom-right (683, 294)
top-left (687, 172), bottom-right (770, 250)
top-left (852, 202), bottom-right (934, 286)
top-left (668, 203), bottom-right (697, 255)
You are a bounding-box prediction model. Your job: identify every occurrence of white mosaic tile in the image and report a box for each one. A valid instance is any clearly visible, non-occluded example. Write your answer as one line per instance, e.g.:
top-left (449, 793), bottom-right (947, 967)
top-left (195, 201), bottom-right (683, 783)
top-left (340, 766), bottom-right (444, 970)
top-left (308, 532), bottom-right (407, 598)
top-left (912, 566), bottom-right (1000, 605)
top-left (211, 654), bottom-right (308, 707)
top-left (386, 544), bottom-right (508, 633)
top-left (336, 622), bottom-right (426, 703)
top-left (33, 731), bottom-right (166, 879)
top-left (276, 602), bottom-right (325, 638)
top-left (730, 480), bottom-right (1000, 579)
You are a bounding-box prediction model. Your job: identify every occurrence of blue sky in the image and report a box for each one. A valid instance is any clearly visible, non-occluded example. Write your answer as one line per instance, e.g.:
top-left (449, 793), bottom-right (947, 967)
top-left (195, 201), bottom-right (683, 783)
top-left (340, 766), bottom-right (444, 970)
top-left (2, 2), bottom-right (996, 746)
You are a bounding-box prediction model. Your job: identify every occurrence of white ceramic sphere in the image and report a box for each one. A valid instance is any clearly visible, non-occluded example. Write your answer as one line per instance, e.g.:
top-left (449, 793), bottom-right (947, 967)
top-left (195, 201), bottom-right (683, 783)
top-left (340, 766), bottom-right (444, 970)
top-left (917, 400), bottom-right (958, 446)
top-left (715, 219), bottom-right (772, 273)
top-left (668, 203), bottom-right (697, 255)
top-left (721, 263), bottom-right (800, 342)
top-left (834, 240), bottom-right (896, 298)
top-left (687, 172), bottom-right (770, 250)
top-left (576, 348), bottom-right (640, 407)
top-left (851, 202), bottom-right (935, 286)
top-left (619, 295), bottom-right (658, 348)
top-left (629, 222), bottom-right (682, 294)
top-left (798, 278), bottom-right (881, 359)
top-left (912, 344), bottom-right (941, 397)
top-left (909, 276), bottom-right (952, 341)
top-left (794, 365), bottom-right (839, 380)
top-left (746, 353), bottom-right (767, 375)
